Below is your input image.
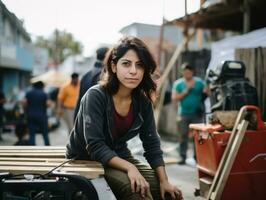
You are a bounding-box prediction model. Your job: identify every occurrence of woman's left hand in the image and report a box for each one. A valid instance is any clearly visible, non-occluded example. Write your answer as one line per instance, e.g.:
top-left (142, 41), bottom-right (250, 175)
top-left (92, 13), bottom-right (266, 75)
top-left (160, 180), bottom-right (183, 200)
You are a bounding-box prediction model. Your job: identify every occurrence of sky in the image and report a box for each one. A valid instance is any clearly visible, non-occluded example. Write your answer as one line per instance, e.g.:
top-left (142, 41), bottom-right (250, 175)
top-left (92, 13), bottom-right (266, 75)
top-left (2, 0), bottom-right (200, 56)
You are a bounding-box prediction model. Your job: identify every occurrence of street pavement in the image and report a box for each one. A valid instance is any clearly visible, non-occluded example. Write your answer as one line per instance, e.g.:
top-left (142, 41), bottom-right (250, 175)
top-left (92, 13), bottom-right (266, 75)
top-left (0, 119), bottom-right (204, 200)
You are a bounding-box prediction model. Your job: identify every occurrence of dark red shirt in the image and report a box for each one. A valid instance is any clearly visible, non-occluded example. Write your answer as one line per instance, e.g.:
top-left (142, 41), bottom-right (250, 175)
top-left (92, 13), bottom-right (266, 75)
top-left (112, 103), bottom-right (134, 139)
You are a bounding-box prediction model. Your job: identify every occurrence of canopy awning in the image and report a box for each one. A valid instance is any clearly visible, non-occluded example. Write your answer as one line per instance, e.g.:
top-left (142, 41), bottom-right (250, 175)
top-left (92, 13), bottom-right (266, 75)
top-left (168, 0), bottom-right (266, 32)
top-left (30, 70), bottom-right (70, 87)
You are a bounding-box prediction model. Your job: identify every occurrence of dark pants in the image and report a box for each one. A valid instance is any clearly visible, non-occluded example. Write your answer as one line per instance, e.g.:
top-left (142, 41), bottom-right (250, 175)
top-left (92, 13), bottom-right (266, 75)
top-left (28, 116), bottom-right (50, 145)
top-left (177, 114), bottom-right (202, 161)
top-left (104, 157), bottom-right (172, 200)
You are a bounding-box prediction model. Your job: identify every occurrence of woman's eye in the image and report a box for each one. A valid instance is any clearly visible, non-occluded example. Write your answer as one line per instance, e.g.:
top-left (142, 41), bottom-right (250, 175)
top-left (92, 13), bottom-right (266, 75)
top-left (136, 63), bottom-right (144, 68)
top-left (122, 62), bottom-right (130, 66)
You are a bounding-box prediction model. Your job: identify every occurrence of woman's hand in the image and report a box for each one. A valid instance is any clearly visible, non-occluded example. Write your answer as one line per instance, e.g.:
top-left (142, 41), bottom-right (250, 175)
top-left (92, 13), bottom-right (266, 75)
top-left (160, 180), bottom-right (183, 200)
top-left (127, 165), bottom-right (150, 198)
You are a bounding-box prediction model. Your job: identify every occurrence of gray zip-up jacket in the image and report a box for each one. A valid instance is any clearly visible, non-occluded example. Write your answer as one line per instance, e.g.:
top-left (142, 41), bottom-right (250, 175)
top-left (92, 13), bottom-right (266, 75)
top-left (66, 85), bottom-right (164, 169)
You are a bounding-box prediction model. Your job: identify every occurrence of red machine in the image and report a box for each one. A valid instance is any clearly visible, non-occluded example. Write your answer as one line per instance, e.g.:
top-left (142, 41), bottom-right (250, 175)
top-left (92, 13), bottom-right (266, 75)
top-left (190, 106), bottom-right (266, 200)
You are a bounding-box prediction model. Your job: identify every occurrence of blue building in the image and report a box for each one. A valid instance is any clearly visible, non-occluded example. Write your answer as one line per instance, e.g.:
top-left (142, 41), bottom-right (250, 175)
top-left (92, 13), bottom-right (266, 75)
top-left (0, 0), bottom-right (34, 98)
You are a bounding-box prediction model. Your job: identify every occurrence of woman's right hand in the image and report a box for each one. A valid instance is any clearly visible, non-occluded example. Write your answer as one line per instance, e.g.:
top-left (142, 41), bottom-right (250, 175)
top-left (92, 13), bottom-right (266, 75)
top-left (127, 165), bottom-right (150, 198)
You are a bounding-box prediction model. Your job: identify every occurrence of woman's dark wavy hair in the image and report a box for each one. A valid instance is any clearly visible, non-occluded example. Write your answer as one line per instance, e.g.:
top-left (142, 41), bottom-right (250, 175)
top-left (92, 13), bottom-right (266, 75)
top-left (100, 36), bottom-right (157, 101)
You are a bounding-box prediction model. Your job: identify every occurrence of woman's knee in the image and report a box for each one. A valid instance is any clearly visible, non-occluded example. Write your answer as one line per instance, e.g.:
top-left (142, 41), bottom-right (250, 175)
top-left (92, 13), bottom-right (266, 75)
top-left (104, 168), bottom-right (153, 200)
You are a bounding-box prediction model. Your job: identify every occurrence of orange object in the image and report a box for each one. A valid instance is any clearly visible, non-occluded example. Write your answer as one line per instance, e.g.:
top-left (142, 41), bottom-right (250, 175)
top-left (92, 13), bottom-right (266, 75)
top-left (58, 82), bottom-right (80, 108)
top-left (191, 106), bottom-right (266, 200)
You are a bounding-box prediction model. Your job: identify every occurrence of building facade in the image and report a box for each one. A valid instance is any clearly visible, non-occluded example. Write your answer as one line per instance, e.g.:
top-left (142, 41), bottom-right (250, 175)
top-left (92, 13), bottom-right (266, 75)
top-left (120, 22), bottom-right (184, 67)
top-left (0, 0), bottom-right (34, 99)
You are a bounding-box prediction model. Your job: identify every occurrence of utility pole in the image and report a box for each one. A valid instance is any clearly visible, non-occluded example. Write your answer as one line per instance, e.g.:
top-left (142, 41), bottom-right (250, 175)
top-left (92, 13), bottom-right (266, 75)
top-left (157, 0), bottom-right (166, 68)
top-left (243, 0), bottom-right (250, 33)
top-left (197, 0), bottom-right (205, 48)
top-left (54, 29), bottom-right (60, 70)
top-left (184, 0), bottom-right (188, 51)
top-left (157, 17), bottom-right (165, 68)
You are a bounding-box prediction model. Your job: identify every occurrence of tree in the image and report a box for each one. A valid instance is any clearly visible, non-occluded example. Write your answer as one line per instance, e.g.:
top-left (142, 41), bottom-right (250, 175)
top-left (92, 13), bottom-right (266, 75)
top-left (35, 29), bottom-right (83, 64)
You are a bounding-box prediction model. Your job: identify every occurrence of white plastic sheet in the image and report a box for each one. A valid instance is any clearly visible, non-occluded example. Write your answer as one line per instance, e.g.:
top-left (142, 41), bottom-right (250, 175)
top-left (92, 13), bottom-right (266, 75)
top-left (208, 27), bottom-right (266, 70)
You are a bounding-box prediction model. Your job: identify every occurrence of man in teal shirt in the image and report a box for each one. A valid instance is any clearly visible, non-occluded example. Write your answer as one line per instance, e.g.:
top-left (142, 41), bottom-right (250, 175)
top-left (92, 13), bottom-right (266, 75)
top-left (172, 63), bottom-right (207, 164)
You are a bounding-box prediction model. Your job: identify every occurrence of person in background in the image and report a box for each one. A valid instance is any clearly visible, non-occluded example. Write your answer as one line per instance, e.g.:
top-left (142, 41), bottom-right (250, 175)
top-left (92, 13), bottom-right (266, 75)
top-left (66, 36), bottom-right (183, 200)
top-left (172, 63), bottom-right (208, 165)
top-left (0, 91), bottom-right (6, 141)
top-left (24, 81), bottom-right (50, 145)
top-left (74, 46), bottom-right (109, 119)
top-left (57, 73), bottom-right (79, 133)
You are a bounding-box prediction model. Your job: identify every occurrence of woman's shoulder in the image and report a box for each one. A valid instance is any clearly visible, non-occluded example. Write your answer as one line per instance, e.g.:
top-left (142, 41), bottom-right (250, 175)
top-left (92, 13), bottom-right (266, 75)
top-left (136, 93), bottom-right (152, 110)
top-left (89, 84), bottom-right (105, 93)
top-left (89, 84), bottom-right (106, 94)
top-left (81, 84), bottom-right (107, 103)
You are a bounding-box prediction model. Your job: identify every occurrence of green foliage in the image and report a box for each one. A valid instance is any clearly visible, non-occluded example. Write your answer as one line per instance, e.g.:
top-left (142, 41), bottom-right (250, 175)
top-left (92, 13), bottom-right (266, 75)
top-left (34, 29), bottom-right (83, 64)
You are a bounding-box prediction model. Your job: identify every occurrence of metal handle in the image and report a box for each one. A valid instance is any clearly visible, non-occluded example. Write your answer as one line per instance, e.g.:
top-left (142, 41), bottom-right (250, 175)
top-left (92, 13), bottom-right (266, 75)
top-left (241, 105), bottom-right (264, 130)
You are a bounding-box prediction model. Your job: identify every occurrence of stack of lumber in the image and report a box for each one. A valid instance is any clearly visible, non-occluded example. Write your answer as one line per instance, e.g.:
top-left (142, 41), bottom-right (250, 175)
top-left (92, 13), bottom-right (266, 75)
top-left (0, 146), bottom-right (104, 179)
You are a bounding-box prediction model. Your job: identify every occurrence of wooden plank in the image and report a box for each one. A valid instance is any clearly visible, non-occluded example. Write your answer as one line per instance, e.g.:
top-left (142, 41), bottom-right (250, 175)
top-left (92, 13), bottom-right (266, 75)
top-left (0, 166), bottom-right (104, 179)
top-left (156, 30), bottom-right (195, 92)
top-left (0, 146), bottom-right (105, 179)
top-left (0, 157), bottom-right (68, 162)
top-left (0, 149), bottom-right (66, 153)
top-left (0, 146), bottom-right (66, 150)
top-left (207, 107), bottom-right (247, 200)
top-left (0, 166), bottom-right (103, 172)
top-left (210, 120), bottom-right (248, 200)
top-left (0, 157), bottom-right (101, 165)
top-left (0, 152), bottom-right (65, 155)
top-left (154, 30), bottom-right (196, 126)
top-left (0, 152), bottom-right (65, 158)
top-left (0, 161), bottom-right (102, 168)
top-left (0, 146), bottom-right (66, 158)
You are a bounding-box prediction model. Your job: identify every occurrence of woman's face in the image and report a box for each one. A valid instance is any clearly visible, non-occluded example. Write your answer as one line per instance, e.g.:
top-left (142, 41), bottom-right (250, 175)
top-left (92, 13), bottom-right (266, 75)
top-left (112, 49), bottom-right (144, 90)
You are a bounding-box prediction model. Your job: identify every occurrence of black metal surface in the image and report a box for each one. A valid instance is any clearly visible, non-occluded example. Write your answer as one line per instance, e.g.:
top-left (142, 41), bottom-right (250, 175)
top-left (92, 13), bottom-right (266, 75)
top-left (0, 171), bottom-right (99, 200)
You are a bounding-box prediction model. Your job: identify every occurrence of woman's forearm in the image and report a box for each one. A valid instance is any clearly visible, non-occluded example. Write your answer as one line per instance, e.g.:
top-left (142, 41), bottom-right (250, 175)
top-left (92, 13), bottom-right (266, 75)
top-left (107, 156), bottom-right (136, 172)
top-left (155, 166), bottom-right (168, 183)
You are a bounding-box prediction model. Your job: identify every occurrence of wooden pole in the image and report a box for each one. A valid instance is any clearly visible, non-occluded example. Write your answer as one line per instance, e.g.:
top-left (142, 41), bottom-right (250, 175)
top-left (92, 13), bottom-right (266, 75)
top-left (196, 0), bottom-right (206, 48)
top-left (154, 30), bottom-right (195, 126)
top-left (157, 18), bottom-right (165, 67)
top-left (243, 0), bottom-right (250, 33)
top-left (184, 0), bottom-right (188, 51)
top-left (157, 30), bottom-right (195, 92)
top-left (207, 107), bottom-right (249, 200)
